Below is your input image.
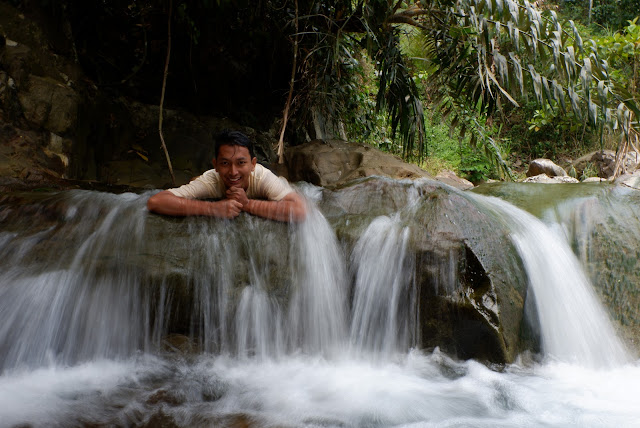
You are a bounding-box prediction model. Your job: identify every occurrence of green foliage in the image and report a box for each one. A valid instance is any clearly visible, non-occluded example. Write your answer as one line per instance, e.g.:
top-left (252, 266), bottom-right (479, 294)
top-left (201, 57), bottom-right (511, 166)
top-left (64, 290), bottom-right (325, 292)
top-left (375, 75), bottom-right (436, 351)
top-left (53, 0), bottom-right (640, 180)
top-left (559, 0), bottom-right (640, 31)
top-left (375, 30), bottom-right (426, 160)
top-left (593, 18), bottom-right (640, 92)
top-left (581, 161), bottom-right (599, 179)
top-left (459, 149), bottom-right (496, 182)
top-left (342, 51), bottom-right (391, 146)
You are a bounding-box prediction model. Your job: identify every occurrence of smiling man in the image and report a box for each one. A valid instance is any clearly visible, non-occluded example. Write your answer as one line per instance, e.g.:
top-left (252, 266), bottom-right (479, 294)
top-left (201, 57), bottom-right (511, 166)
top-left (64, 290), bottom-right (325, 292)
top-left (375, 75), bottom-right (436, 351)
top-left (147, 130), bottom-right (306, 222)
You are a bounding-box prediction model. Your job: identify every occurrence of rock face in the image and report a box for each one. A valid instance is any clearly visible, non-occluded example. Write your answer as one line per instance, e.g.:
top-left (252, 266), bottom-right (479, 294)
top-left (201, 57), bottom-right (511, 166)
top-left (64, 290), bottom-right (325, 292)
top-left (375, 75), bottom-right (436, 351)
top-left (526, 159), bottom-right (567, 177)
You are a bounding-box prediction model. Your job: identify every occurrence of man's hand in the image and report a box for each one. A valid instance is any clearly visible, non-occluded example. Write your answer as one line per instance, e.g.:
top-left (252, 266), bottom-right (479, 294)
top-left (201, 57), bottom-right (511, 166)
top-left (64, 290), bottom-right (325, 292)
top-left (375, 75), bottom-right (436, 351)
top-left (226, 187), bottom-right (249, 208)
top-left (218, 199), bottom-right (243, 218)
top-left (147, 189), bottom-right (307, 222)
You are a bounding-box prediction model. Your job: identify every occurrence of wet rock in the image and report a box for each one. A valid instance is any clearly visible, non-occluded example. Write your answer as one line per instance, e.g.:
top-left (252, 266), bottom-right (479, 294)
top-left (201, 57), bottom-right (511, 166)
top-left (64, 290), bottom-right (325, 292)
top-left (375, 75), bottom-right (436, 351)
top-left (162, 334), bottom-right (197, 354)
top-left (0, 181), bottom-right (530, 364)
top-left (582, 177), bottom-right (610, 183)
top-left (141, 409), bottom-right (180, 428)
top-left (526, 159), bottom-right (567, 177)
top-left (319, 178), bottom-right (530, 362)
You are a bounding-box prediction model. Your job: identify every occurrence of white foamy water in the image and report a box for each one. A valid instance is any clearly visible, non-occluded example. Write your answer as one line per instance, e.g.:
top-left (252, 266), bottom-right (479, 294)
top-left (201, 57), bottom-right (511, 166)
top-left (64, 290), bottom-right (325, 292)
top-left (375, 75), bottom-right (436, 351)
top-left (1, 352), bottom-right (639, 427)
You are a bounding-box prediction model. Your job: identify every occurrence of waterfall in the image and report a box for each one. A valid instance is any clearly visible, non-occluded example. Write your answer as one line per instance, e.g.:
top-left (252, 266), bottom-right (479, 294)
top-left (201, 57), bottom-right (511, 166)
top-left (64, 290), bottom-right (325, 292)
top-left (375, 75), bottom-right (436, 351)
top-left (467, 193), bottom-right (630, 368)
top-left (0, 191), bottom-right (167, 371)
top-left (0, 185), bottom-right (638, 427)
top-left (349, 215), bottom-right (416, 356)
top-left (0, 187), bottom-right (630, 371)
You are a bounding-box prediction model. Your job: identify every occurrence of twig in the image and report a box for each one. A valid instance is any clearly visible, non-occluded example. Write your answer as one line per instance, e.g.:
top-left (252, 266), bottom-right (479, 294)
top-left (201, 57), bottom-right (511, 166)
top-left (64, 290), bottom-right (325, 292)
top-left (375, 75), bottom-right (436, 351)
top-left (277, 0), bottom-right (299, 164)
top-left (159, 0), bottom-right (176, 186)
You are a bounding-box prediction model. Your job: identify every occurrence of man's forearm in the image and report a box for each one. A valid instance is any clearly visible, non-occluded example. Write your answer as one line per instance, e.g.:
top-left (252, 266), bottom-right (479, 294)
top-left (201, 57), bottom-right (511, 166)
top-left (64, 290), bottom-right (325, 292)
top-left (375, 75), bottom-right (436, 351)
top-left (244, 196), bottom-right (306, 222)
top-left (147, 191), bottom-right (238, 217)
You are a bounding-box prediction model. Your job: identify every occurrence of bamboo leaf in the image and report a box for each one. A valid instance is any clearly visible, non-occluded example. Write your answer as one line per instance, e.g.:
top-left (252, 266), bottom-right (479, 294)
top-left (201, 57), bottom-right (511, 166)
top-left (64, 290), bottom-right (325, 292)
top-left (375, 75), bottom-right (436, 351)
top-left (495, 0), bottom-right (503, 15)
top-left (597, 80), bottom-right (607, 106)
top-left (565, 46), bottom-right (576, 81)
top-left (552, 79), bottom-right (566, 112)
top-left (569, 20), bottom-right (583, 52)
top-left (588, 98), bottom-right (598, 126)
top-left (617, 102), bottom-right (626, 133)
top-left (509, 52), bottom-right (524, 96)
top-left (529, 65), bottom-right (543, 104)
top-left (568, 86), bottom-right (581, 119)
top-left (542, 76), bottom-right (552, 104)
top-left (487, 67), bottom-right (519, 106)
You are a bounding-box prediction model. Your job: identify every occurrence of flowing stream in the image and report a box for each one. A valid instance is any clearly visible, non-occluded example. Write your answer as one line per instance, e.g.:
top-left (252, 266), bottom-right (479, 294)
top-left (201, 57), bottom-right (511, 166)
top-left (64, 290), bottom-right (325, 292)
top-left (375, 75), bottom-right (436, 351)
top-left (0, 185), bottom-right (638, 427)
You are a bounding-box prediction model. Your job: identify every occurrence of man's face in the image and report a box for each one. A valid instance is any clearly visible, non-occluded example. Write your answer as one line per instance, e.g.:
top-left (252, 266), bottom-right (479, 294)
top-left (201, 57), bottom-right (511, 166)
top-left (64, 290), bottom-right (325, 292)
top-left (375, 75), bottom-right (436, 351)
top-left (213, 144), bottom-right (257, 190)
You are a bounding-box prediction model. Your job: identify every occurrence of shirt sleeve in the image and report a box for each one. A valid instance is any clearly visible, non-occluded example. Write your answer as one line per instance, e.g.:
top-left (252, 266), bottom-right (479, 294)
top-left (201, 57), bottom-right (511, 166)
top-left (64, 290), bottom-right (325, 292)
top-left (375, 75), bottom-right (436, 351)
top-left (167, 169), bottom-right (225, 199)
top-left (252, 164), bottom-right (294, 201)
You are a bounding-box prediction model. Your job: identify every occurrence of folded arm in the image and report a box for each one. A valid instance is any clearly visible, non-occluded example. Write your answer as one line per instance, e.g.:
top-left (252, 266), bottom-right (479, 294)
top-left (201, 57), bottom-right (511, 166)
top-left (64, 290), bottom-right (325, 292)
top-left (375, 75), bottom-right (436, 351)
top-left (146, 190), bottom-right (243, 218)
top-left (147, 189), bottom-right (307, 222)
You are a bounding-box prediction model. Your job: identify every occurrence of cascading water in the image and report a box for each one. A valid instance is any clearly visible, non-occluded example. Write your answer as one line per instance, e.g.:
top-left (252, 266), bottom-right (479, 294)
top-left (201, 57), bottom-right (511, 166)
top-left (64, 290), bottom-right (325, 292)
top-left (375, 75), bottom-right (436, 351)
top-left (467, 193), bottom-right (631, 368)
top-left (349, 215), bottom-right (416, 357)
top-left (0, 183), bottom-right (638, 427)
top-left (0, 191), bottom-right (168, 370)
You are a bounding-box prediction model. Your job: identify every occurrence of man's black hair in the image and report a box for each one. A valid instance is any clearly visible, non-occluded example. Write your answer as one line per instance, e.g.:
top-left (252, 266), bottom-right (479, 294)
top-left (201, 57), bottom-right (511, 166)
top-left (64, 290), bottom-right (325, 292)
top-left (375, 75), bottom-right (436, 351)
top-left (215, 130), bottom-right (255, 159)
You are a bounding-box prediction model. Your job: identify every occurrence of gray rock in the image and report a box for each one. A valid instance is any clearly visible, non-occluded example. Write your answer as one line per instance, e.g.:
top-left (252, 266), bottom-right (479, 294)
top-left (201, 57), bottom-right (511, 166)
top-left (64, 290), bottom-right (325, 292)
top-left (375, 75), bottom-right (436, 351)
top-left (615, 170), bottom-right (640, 189)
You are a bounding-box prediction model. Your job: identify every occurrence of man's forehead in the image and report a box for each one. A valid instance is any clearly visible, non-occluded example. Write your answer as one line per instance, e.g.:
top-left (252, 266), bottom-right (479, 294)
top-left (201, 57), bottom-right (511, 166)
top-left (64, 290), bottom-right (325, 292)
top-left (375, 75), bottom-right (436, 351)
top-left (217, 144), bottom-right (251, 159)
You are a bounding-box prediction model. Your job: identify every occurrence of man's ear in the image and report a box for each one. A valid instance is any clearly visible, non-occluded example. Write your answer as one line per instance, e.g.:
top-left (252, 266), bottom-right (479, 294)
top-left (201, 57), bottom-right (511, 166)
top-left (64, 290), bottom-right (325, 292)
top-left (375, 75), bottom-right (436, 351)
top-left (211, 158), bottom-right (217, 169)
top-left (251, 157), bottom-right (257, 170)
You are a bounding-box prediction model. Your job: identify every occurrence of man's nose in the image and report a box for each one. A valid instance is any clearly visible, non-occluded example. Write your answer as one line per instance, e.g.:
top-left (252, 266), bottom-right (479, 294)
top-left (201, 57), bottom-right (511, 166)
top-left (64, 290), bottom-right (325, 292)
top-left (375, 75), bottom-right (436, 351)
top-left (230, 164), bottom-right (238, 175)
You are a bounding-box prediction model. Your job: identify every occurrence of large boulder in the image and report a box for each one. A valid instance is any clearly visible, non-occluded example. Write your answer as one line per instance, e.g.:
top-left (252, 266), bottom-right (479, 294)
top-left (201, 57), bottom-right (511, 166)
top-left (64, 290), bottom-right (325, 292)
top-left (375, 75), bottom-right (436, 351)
top-left (285, 139), bottom-right (433, 187)
top-left (317, 177), bottom-right (530, 362)
top-left (526, 158), bottom-right (567, 177)
top-left (17, 75), bottom-right (79, 134)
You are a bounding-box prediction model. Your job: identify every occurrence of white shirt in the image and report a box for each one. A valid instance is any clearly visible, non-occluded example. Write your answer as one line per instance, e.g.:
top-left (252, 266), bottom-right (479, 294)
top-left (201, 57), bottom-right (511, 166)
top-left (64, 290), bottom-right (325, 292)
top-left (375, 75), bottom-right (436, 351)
top-left (168, 164), bottom-right (293, 201)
